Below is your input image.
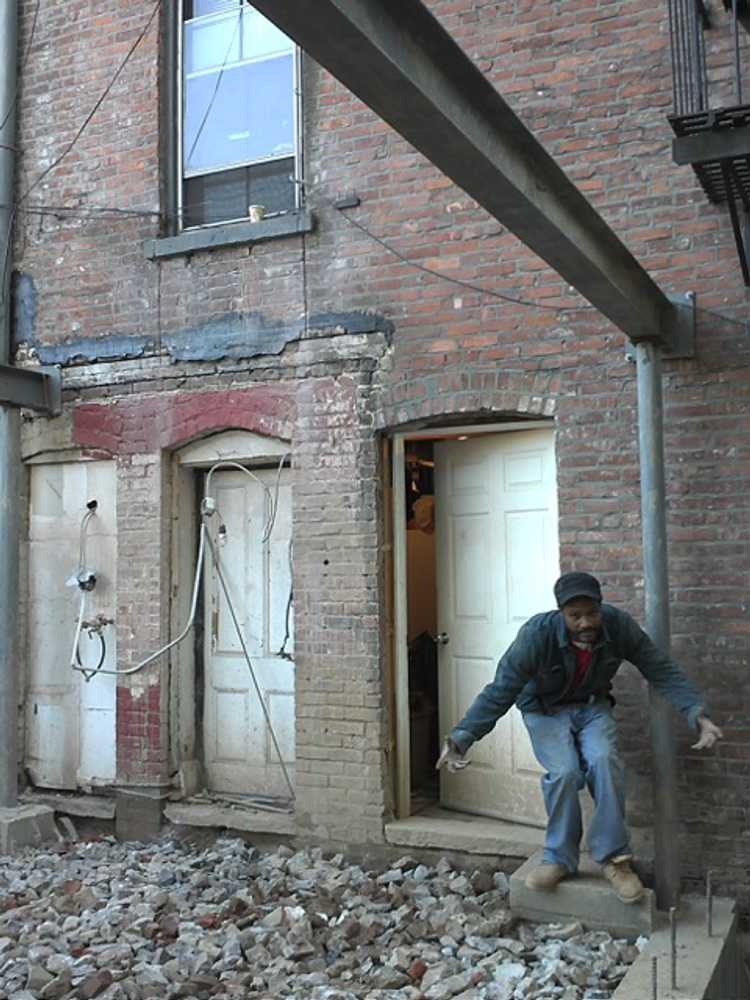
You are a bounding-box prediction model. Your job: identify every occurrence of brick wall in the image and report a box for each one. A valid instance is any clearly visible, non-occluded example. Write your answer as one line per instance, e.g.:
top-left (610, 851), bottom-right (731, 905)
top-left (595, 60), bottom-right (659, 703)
top-left (13, 0), bottom-right (750, 898)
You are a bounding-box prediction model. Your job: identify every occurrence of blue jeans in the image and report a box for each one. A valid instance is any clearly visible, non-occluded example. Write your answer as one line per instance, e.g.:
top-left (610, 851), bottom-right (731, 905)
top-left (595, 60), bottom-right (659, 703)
top-left (523, 700), bottom-right (630, 873)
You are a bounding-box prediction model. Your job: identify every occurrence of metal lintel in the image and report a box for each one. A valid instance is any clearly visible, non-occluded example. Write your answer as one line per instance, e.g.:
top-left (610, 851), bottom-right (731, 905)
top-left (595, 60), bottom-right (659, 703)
top-left (251, 0), bottom-right (682, 352)
top-left (673, 128), bottom-right (750, 164)
top-left (625, 292), bottom-right (696, 361)
top-left (0, 364), bottom-right (61, 415)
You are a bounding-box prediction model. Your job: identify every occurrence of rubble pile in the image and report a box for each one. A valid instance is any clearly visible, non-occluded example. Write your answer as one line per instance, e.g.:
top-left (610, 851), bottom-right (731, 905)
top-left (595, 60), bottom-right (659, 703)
top-left (0, 836), bottom-right (641, 999)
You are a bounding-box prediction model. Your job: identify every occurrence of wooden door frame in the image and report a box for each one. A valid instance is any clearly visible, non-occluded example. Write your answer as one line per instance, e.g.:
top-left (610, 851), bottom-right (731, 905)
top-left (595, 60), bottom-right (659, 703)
top-left (390, 420), bottom-right (555, 819)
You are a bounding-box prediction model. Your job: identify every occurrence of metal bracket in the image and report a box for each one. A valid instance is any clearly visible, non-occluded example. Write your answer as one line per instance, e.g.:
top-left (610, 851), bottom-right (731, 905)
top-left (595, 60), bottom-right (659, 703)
top-left (0, 364), bottom-right (62, 415)
top-left (625, 291), bottom-right (696, 361)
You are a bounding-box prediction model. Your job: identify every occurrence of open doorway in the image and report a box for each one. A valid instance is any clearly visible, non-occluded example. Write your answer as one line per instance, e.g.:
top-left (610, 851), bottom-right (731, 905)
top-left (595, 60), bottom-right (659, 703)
top-left (393, 422), bottom-right (559, 825)
top-left (404, 441), bottom-right (440, 809)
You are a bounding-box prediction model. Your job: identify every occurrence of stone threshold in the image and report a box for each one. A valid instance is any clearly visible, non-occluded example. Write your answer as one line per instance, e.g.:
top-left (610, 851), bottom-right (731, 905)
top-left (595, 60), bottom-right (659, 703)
top-left (385, 804), bottom-right (545, 858)
top-left (164, 800), bottom-right (295, 836)
top-left (20, 789), bottom-right (116, 820)
top-left (385, 804), bottom-right (654, 868)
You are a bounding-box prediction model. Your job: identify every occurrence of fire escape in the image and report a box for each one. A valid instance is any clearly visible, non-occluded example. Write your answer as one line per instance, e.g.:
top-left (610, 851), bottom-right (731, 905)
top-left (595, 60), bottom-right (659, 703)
top-left (669, 0), bottom-right (750, 282)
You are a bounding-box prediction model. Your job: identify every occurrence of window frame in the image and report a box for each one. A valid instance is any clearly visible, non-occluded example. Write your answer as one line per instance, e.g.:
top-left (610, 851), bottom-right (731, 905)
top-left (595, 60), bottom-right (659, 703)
top-left (175, 0), bottom-right (303, 233)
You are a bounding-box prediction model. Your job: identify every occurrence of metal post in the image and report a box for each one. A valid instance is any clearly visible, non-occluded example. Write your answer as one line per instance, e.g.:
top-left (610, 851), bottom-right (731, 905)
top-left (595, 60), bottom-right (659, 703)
top-left (637, 341), bottom-right (680, 910)
top-left (670, 906), bottom-right (678, 989)
top-left (706, 870), bottom-right (714, 936)
top-left (733, 0), bottom-right (743, 105)
top-left (0, 0), bottom-right (19, 809)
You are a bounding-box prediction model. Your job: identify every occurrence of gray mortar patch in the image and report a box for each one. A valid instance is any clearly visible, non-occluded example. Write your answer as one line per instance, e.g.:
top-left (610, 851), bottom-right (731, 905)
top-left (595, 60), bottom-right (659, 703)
top-left (17, 309), bottom-right (394, 366)
top-left (12, 273), bottom-right (38, 351)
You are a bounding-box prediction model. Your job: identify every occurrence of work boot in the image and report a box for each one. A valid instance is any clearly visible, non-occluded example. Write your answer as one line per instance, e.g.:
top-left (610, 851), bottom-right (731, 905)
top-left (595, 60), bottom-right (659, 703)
top-left (525, 863), bottom-right (568, 891)
top-left (601, 855), bottom-right (645, 903)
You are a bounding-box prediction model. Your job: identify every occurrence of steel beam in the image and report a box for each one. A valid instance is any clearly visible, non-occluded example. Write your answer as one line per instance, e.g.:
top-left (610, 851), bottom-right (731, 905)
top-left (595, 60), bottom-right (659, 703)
top-left (673, 128), bottom-right (750, 165)
top-left (252, 0), bottom-right (686, 350)
top-left (0, 364), bottom-right (61, 415)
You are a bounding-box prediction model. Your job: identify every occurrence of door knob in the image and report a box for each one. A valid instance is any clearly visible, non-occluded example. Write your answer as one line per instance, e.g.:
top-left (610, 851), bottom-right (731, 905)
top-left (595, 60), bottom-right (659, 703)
top-left (434, 632), bottom-right (450, 645)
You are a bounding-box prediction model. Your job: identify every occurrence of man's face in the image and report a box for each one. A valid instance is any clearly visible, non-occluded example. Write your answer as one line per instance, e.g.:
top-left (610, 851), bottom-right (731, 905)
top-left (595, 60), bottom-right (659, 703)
top-left (562, 597), bottom-right (602, 644)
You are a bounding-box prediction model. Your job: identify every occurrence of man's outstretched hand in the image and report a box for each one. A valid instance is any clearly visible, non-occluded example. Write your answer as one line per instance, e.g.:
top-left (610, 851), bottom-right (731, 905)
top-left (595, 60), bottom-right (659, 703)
top-left (435, 737), bottom-right (470, 772)
top-left (692, 715), bottom-right (723, 751)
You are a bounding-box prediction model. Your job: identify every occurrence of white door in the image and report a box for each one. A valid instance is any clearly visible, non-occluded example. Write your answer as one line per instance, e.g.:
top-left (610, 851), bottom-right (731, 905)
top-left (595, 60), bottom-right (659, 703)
top-left (203, 468), bottom-right (294, 797)
top-left (26, 462), bottom-right (117, 789)
top-left (435, 429), bottom-right (559, 826)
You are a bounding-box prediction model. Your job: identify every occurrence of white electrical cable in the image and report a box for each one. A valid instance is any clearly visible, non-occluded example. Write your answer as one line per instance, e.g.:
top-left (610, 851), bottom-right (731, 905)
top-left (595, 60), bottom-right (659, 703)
top-left (204, 455), bottom-right (290, 543)
top-left (65, 468), bottom-right (296, 810)
top-left (71, 523), bottom-right (207, 678)
top-left (68, 590), bottom-right (88, 677)
top-left (262, 452), bottom-right (291, 544)
top-left (77, 509), bottom-right (96, 575)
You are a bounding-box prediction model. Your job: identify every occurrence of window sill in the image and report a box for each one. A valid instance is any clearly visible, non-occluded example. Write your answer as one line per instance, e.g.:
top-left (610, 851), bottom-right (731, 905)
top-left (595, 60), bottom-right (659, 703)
top-left (144, 210), bottom-right (315, 260)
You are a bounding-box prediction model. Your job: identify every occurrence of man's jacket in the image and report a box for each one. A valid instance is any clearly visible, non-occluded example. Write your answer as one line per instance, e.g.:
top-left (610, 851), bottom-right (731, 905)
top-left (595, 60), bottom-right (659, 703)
top-left (449, 604), bottom-right (705, 754)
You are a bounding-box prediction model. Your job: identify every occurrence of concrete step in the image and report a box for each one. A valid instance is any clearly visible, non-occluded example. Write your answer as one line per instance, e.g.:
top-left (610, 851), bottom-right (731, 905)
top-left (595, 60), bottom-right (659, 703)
top-left (510, 850), bottom-right (655, 939)
top-left (615, 896), bottom-right (741, 1000)
top-left (0, 804), bottom-right (57, 852)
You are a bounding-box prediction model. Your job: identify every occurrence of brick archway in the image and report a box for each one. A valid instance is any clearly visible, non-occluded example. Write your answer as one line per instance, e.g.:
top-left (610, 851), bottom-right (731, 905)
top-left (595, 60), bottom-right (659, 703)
top-left (374, 369), bottom-right (560, 431)
top-left (73, 386), bottom-right (295, 455)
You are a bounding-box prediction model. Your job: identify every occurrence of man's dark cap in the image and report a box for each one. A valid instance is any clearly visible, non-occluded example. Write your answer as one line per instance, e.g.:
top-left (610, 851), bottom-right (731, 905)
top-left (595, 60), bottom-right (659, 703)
top-left (554, 571), bottom-right (602, 608)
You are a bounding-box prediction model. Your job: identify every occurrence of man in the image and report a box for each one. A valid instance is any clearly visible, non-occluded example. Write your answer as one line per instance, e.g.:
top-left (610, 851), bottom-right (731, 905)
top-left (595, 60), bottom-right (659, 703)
top-left (436, 571), bottom-right (722, 903)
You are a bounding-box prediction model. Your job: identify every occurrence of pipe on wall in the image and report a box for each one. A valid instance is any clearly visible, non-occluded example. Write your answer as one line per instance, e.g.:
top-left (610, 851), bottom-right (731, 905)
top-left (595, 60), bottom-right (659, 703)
top-left (0, 0), bottom-right (19, 809)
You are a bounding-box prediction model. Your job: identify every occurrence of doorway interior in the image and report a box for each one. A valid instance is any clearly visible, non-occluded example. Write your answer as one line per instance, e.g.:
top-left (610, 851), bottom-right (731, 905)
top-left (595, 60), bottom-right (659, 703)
top-left (393, 420), bottom-right (559, 825)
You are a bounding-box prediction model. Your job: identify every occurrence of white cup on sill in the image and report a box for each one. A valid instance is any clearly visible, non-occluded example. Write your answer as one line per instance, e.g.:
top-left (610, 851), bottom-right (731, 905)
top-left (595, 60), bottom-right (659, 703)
top-left (248, 204), bottom-right (266, 223)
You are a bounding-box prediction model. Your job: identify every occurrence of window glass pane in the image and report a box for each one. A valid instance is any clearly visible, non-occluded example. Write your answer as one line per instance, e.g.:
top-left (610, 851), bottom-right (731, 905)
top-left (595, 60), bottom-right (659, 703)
top-left (241, 8), bottom-right (293, 60)
top-left (184, 6), bottom-right (291, 74)
top-left (183, 158), bottom-right (295, 228)
top-left (184, 12), bottom-right (241, 75)
top-left (191, 0), bottom-right (239, 17)
top-left (184, 53), bottom-right (294, 175)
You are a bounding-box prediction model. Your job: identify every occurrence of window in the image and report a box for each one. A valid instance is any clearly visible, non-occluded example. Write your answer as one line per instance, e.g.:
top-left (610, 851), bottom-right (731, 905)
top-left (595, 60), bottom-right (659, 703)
top-left (180, 0), bottom-right (299, 229)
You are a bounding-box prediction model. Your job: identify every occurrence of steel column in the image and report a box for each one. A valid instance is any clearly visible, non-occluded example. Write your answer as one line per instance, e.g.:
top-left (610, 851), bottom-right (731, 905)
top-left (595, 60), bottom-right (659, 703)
top-left (636, 341), bottom-right (680, 910)
top-left (0, 0), bottom-right (18, 809)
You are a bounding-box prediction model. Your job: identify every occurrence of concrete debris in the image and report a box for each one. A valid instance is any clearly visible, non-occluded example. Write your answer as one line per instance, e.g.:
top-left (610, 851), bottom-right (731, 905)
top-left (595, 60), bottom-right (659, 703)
top-left (0, 836), bottom-right (641, 999)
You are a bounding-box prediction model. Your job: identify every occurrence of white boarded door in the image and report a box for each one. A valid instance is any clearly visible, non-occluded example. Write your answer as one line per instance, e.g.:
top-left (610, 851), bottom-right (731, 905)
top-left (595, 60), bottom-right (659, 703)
top-left (203, 468), bottom-right (294, 796)
top-left (26, 461), bottom-right (117, 789)
top-left (435, 429), bottom-right (559, 826)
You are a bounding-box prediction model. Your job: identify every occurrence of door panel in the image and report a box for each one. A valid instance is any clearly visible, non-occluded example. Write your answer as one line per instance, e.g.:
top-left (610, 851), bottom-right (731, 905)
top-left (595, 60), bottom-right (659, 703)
top-left (435, 430), bottom-right (559, 826)
top-left (203, 468), bottom-right (294, 796)
top-left (26, 462), bottom-right (117, 789)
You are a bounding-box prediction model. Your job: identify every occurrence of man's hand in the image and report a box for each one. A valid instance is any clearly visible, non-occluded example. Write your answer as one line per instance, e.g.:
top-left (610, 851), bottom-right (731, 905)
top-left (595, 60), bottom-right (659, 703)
top-left (692, 715), bottom-right (723, 750)
top-left (435, 737), bottom-right (470, 773)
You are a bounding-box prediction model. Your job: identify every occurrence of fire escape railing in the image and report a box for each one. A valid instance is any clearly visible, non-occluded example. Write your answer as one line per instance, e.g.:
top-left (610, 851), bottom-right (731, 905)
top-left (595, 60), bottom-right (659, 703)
top-left (669, 0), bottom-right (750, 283)
top-left (669, 0), bottom-right (710, 115)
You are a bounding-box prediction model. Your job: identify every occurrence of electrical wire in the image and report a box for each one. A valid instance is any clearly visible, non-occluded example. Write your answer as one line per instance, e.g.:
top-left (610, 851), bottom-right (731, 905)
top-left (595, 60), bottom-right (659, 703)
top-left (184, 6), bottom-right (243, 172)
top-left (263, 452), bottom-right (291, 544)
top-left (1, 1), bottom-right (161, 312)
top-left (21, 0), bottom-right (161, 205)
top-left (333, 203), bottom-right (594, 313)
top-left (72, 521), bottom-right (207, 679)
top-left (277, 537), bottom-right (294, 660)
